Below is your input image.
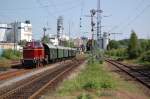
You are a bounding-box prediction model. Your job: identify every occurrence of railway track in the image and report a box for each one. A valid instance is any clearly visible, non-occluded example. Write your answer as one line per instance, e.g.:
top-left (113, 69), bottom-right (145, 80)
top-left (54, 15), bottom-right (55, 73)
top-left (106, 59), bottom-right (150, 89)
top-left (0, 69), bottom-right (30, 81)
top-left (0, 61), bottom-right (65, 81)
top-left (0, 59), bottom-right (84, 99)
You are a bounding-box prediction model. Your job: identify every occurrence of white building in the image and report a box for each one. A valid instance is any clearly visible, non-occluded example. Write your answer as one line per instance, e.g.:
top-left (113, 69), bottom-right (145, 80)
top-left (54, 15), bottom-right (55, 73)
top-left (102, 32), bottom-right (109, 50)
top-left (60, 34), bottom-right (69, 41)
top-left (49, 34), bottom-right (59, 45)
top-left (49, 34), bottom-right (69, 46)
top-left (6, 21), bottom-right (32, 42)
top-left (0, 24), bottom-right (7, 42)
top-left (74, 37), bottom-right (83, 48)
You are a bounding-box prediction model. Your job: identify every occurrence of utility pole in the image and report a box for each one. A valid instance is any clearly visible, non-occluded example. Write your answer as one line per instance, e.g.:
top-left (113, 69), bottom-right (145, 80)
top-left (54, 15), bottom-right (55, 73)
top-left (13, 22), bottom-right (16, 53)
top-left (90, 9), bottom-right (96, 63)
top-left (68, 21), bottom-right (71, 47)
top-left (97, 0), bottom-right (103, 49)
top-left (43, 27), bottom-right (50, 37)
top-left (43, 27), bottom-right (46, 37)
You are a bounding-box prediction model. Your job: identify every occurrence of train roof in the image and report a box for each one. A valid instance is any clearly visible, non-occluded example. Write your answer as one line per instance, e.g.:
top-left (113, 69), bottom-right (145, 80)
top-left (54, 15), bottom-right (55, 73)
top-left (44, 43), bottom-right (57, 49)
top-left (56, 45), bottom-right (66, 49)
top-left (62, 47), bottom-right (68, 49)
top-left (43, 43), bottom-right (77, 50)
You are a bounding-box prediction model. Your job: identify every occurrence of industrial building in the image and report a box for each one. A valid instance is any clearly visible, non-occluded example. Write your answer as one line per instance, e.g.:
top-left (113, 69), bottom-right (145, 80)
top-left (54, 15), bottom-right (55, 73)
top-left (0, 21), bottom-right (32, 43)
top-left (102, 32), bottom-right (109, 50)
top-left (0, 24), bottom-right (7, 42)
top-left (49, 34), bottom-right (69, 46)
top-left (57, 16), bottom-right (64, 40)
top-left (6, 21), bottom-right (32, 43)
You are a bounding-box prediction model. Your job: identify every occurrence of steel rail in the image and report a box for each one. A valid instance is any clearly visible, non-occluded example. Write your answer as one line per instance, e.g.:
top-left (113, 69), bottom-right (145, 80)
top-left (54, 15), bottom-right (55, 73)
top-left (113, 60), bottom-right (150, 79)
top-left (106, 59), bottom-right (150, 89)
top-left (29, 62), bottom-right (77, 99)
top-left (0, 60), bottom-right (82, 99)
top-left (0, 69), bottom-right (30, 81)
top-left (0, 60), bottom-right (71, 96)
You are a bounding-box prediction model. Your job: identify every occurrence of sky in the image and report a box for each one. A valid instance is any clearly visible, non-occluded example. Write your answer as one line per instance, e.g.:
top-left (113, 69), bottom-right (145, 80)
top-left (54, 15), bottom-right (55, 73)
top-left (0, 0), bottom-right (150, 40)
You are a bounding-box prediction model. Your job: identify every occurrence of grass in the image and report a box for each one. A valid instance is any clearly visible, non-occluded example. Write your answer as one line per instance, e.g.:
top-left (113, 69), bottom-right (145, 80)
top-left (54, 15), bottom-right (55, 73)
top-left (77, 93), bottom-right (92, 99)
top-left (57, 60), bottom-right (117, 96)
top-left (0, 57), bottom-right (11, 68)
top-left (42, 56), bottom-right (149, 99)
top-left (40, 52), bottom-right (149, 99)
top-left (55, 60), bottom-right (147, 98)
top-left (1, 49), bottom-right (22, 60)
top-left (0, 49), bottom-right (21, 68)
top-left (123, 59), bottom-right (150, 69)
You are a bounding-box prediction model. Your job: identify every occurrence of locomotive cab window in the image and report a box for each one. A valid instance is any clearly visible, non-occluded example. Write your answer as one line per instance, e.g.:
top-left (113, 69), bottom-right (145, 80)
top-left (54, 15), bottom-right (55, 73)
top-left (25, 42), bottom-right (43, 48)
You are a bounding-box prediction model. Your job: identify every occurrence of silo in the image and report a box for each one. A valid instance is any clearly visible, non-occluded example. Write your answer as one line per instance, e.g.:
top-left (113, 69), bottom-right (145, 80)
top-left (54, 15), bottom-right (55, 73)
top-left (103, 32), bottom-right (109, 50)
top-left (0, 24), bottom-right (7, 42)
top-left (57, 16), bottom-right (63, 40)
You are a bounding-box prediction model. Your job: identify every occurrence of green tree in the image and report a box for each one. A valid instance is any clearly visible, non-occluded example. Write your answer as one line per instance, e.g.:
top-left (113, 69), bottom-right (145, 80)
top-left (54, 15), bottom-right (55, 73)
top-left (148, 40), bottom-right (150, 50)
top-left (118, 39), bottom-right (129, 48)
top-left (107, 40), bottom-right (120, 50)
top-left (60, 40), bottom-right (75, 47)
top-left (139, 50), bottom-right (150, 63)
top-left (18, 40), bottom-right (27, 47)
top-left (127, 30), bottom-right (141, 59)
top-left (69, 41), bottom-right (75, 47)
top-left (140, 39), bottom-right (149, 52)
top-left (41, 35), bottom-right (51, 43)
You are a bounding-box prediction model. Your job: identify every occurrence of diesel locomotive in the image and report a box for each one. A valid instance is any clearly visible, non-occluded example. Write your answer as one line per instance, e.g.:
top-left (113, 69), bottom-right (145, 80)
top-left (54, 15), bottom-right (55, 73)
top-left (21, 41), bottom-right (77, 68)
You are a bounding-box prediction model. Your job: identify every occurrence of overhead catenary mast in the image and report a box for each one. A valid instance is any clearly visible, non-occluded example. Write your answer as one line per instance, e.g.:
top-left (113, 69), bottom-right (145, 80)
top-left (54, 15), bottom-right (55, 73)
top-left (79, 0), bottom-right (84, 38)
top-left (97, 0), bottom-right (103, 49)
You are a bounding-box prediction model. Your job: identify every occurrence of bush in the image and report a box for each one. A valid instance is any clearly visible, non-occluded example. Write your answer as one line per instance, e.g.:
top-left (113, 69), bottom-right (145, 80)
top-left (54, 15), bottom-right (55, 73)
top-left (2, 49), bottom-right (21, 60)
top-left (139, 50), bottom-right (150, 63)
top-left (77, 93), bottom-right (92, 99)
top-left (105, 48), bottom-right (127, 59)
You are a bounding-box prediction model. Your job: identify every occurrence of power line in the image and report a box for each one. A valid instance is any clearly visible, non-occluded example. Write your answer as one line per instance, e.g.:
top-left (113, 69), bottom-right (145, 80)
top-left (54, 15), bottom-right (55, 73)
top-left (51, 2), bottom-right (82, 15)
top-left (49, 0), bottom-right (58, 12)
top-left (108, 0), bottom-right (146, 32)
top-left (119, 4), bottom-right (150, 31)
top-left (80, 0), bottom-right (84, 17)
top-left (0, 0), bottom-right (79, 12)
top-left (35, 0), bottom-right (82, 18)
top-left (0, 0), bottom-right (81, 18)
top-left (79, 0), bottom-right (85, 36)
top-left (55, 0), bottom-right (82, 8)
top-left (0, 6), bottom-right (48, 11)
top-left (35, 0), bottom-right (56, 18)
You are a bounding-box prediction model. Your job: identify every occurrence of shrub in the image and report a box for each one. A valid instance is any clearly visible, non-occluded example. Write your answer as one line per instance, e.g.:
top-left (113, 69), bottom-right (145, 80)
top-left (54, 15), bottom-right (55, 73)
top-left (2, 49), bottom-right (21, 60)
top-left (139, 50), bottom-right (150, 63)
top-left (105, 48), bottom-right (127, 59)
top-left (77, 93), bottom-right (92, 99)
